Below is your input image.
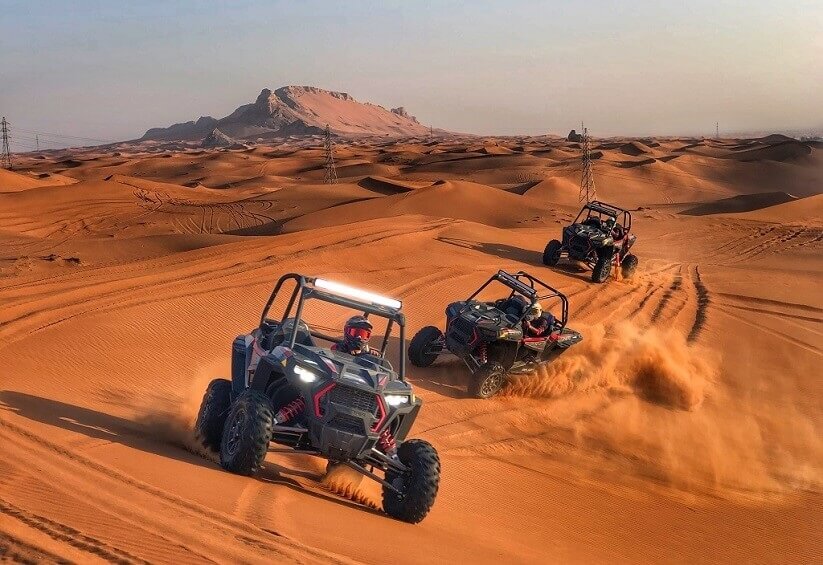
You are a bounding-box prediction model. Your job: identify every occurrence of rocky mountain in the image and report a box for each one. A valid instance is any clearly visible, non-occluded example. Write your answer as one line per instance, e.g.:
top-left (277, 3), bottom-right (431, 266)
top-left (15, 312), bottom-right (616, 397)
top-left (141, 86), bottom-right (430, 141)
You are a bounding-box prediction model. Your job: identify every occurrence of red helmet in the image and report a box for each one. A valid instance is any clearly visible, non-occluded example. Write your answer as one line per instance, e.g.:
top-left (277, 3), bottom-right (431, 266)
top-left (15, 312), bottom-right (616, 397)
top-left (343, 315), bottom-right (372, 349)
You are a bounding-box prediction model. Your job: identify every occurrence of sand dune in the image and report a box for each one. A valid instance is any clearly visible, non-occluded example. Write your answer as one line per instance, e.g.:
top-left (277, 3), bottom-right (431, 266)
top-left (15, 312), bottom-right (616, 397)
top-left (682, 191), bottom-right (798, 216)
top-left (0, 168), bottom-right (78, 192)
top-left (358, 175), bottom-right (433, 194)
top-left (282, 180), bottom-right (550, 232)
top-left (729, 193), bottom-right (823, 225)
top-left (619, 141), bottom-right (654, 156)
top-left (520, 176), bottom-right (581, 206)
top-left (725, 140), bottom-right (813, 162)
top-left (0, 133), bottom-right (820, 564)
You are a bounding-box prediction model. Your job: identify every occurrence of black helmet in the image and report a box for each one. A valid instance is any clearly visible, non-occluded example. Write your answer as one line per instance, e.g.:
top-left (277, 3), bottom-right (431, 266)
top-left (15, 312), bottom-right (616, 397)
top-left (343, 315), bottom-right (373, 349)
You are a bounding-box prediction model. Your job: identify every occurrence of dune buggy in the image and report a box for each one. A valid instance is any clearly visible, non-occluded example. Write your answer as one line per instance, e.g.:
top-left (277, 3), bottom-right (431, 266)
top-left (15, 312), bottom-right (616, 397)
top-left (194, 273), bottom-right (439, 523)
top-left (542, 200), bottom-right (638, 282)
top-left (408, 270), bottom-right (582, 398)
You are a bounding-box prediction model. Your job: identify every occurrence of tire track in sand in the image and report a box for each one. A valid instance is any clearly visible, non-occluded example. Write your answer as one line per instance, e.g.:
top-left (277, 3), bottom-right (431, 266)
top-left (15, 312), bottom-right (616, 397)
top-left (0, 530), bottom-right (69, 564)
top-left (649, 266), bottom-right (684, 324)
top-left (687, 265), bottom-right (710, 343)
top-left (0, 419), bottom-right (356, 564)
top-left (0, 499), bottom-right (148, 565)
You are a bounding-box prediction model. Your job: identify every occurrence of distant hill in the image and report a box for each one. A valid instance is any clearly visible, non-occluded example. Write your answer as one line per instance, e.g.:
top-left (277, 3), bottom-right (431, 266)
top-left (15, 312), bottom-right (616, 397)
top-left (141, 86), bottom-right (432, 141)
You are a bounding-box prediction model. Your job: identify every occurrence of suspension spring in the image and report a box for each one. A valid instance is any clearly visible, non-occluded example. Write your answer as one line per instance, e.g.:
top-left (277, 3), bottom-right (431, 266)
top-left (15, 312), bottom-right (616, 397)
top-left (274, 397), bottom-right (305, 424)
top-left (477, 344), bottom-right (488, 364)
top-left (378, 428), bottom-right (397, 457)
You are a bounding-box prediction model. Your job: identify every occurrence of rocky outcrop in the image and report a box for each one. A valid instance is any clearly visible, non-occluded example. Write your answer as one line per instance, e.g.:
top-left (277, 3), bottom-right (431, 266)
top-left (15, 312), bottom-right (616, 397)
top-left (201, 128), bottom-right (239, 148)
top-left (391, 107), bottom-right (419, 123)
top-left (142, 86), bottom-right (430, 141)
top-left (142, 116), bottom-right (218, 142)
top-left (567, 129), bottom-right (583, 142)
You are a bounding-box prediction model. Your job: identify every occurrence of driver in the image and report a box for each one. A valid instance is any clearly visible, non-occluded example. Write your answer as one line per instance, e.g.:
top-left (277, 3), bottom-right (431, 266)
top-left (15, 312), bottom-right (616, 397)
top-left (333, 315), bottom-right (377, 356)
top-left (606, 216), bottom-right (624, 239)
top-left (523, 302), bottom-right (554, 337)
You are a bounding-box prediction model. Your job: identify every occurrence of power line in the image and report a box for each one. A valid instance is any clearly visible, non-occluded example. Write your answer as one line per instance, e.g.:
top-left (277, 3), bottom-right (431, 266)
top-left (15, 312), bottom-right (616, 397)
top-left (1, 117), bottom-right (12, 169)
top-left (13, 134), bottom-right (79, 149)
top-left (13, 128), bottom-right (114, 144)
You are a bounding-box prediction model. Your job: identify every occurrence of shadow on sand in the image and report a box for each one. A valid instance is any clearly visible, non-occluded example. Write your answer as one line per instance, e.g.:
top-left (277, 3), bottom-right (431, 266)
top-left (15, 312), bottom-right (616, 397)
top-left (436, 236), bottom-right (595, 282)
top-left (436, 236), bottom-right (543, 265)
top-left (0, 390), bottom-right (385, 516)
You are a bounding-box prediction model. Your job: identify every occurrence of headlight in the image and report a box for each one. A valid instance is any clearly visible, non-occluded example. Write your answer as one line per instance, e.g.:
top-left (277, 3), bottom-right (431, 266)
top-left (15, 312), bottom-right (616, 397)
top-left (384, 394), bottom-right (410, 407)
top-left (294, 365), bottom-right (318, 383)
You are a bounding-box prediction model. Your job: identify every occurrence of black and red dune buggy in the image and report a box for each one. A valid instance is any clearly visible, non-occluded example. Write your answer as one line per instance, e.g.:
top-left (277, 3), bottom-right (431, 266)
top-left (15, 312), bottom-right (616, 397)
top-left (542, 200), bottom-right (638, 283)
top-left (408, 270), bottom-right (582, 399)
top-left (194, 274), bottom-right (439, 523)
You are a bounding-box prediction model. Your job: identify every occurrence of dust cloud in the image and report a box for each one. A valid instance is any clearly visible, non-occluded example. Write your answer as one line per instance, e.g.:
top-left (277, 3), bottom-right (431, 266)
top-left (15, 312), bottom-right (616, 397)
top-left (497, 323), bottom-right (822, 498)
top-left (503, 321), bottom-right (715, 410)
top-left (134, 369), bottom-right (220, 462)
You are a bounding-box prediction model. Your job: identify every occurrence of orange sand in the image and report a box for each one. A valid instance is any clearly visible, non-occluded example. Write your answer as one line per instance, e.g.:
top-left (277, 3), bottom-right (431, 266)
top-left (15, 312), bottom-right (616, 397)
top-left (0, 134), bottom-right (820, 563)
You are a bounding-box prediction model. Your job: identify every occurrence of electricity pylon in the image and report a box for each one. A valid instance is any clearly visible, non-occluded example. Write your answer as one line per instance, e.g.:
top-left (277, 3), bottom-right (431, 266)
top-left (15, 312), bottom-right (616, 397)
top-left (1, 117), bottom-right (12, 170)
top-left (323, 124), bottom-right (338, 184)
top-left (579, 126), bottom-right (597, 203)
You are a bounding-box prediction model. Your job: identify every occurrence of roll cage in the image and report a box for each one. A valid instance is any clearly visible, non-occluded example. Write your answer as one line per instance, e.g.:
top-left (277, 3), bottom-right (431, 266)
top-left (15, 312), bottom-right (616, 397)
top-left (259, 273), bottom-right (407, 379)
top-left (466, 270), bottom-right (570, 329)
top-left (574, 200), bottom-right (632, 231)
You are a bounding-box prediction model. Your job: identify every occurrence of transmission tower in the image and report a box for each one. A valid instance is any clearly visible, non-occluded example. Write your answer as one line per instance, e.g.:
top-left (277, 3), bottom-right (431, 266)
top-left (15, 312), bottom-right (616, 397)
top-left (715, 122), bottom-right (719, 139)
top-left (36, 135), bottom-right (40, 152)
top-left (323, 124), bottom-right (338, 184)
top-left (579, 126), bottom-right (597, 203)
top-left (1, 117), bottom-right (12, 170)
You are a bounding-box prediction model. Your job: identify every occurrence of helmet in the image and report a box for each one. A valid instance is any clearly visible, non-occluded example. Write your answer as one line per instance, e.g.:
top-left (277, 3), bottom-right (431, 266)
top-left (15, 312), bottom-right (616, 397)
top-left (343, 315), bottom-right (373, 349)
top-left (527, 302), bottom-right (543, 321)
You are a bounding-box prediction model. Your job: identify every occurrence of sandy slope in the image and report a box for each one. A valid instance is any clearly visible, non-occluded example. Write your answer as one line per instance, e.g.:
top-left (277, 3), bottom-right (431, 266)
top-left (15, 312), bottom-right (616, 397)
top-left (0, 135), bottom-right (821, 564)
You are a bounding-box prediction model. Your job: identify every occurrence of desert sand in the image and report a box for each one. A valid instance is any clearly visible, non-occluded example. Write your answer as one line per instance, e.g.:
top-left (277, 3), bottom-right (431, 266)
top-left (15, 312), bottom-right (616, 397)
top-left (0, 133), bottom-right (821, 564)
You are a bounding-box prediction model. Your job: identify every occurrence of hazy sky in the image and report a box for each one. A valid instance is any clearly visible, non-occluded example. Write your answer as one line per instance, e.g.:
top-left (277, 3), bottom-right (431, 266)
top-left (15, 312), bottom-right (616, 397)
top-left (2, 0), bottom-right (821, 147)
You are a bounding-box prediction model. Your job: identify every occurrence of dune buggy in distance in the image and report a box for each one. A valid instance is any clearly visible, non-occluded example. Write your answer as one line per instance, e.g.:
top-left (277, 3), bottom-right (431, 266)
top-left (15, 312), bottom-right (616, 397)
top-left (542, 200), bottom-right (638, 282)
top-left (408, 270), bottom-right (582, 399)
top-left (194, 273), bottom-right (439, 523)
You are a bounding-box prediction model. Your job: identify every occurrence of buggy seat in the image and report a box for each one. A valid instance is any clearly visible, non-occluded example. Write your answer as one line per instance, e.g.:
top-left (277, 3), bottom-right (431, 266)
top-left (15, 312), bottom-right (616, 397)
top-left (496, 297), bottom-right (529, 321)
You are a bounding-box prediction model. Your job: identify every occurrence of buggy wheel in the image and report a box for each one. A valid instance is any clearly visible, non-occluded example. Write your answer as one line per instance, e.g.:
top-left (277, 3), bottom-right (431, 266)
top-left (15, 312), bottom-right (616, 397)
top-left (592, 253), bottom-right (612, 283)
top-left (219, 389), bottom-right (273, 476)
top-left (621, 254), bottom-right (639, 279)
top-left (383, 439), bottom-right (440, 523)
top-left (194, 378), bottom-right (233, 452)
top-left (542, 240), bottom-right (562, 266)
top-left (409, 326), bottom-right (444, 368)
top-left (468, 363), bottom-right (506, 399)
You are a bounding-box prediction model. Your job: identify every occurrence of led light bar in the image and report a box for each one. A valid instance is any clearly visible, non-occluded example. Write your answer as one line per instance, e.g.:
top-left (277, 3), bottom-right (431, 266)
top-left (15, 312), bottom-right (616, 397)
top-left (315, 278), bottom-right (402, 309)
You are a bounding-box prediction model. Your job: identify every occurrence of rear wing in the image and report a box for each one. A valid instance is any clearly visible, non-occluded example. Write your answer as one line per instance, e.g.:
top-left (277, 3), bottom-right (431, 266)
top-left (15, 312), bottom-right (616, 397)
top-left (467, 270), bottom-right (570, 328)
top-left (259, 273), bottom-right (406, 378)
